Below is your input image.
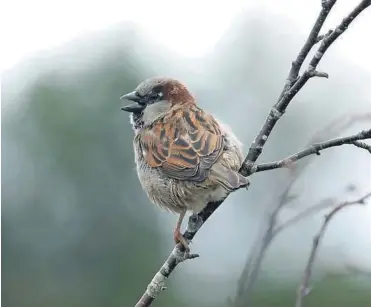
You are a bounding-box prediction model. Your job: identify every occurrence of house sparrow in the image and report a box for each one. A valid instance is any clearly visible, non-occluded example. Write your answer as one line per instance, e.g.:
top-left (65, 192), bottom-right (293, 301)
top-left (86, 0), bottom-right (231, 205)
top-left (121, 77), bottom-right (249, 251)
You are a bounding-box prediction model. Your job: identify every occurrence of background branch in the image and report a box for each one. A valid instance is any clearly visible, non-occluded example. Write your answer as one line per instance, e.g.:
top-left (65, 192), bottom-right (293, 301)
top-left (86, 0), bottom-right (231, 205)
top-left (232, 110), bottom-right (371, 307)
top-left (272, 198), bottom-right (334, 236)
top-left (134, 1), bottom-right (371, 306)
top-left (295, 192), bottom-right (371, 307)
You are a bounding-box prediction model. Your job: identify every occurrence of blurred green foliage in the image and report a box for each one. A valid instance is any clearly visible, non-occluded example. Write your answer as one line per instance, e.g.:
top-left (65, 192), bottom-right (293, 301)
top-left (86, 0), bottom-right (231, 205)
top-left (2, 28), bottom-right (187, 307)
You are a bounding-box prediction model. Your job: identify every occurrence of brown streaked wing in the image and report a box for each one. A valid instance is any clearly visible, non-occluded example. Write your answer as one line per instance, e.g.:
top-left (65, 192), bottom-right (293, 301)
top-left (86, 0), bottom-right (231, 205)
top-left (139, 105), bottom-right (224, 181)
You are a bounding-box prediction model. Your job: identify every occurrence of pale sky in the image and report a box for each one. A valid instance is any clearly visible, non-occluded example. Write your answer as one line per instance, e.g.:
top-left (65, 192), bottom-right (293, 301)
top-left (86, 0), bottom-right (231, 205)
top-left (1, 0), bottom-right (371, 72)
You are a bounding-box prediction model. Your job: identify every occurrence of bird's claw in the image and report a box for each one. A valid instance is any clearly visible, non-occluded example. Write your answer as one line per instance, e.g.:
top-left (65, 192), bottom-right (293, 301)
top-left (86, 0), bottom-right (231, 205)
top-left (174, 229), bottom-right (190, 252)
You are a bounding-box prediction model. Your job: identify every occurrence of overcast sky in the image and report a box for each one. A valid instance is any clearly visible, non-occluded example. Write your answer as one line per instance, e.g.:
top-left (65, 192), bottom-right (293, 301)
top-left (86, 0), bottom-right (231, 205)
top-left (1, 0), bottom-right (371, 73)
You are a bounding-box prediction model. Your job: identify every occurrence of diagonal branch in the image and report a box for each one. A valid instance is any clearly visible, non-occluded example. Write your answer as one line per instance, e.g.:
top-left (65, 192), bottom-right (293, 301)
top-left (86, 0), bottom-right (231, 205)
top-left (133, 1), bottom-right (371, 306)
top-left (295, 191), bottom-right (371, 307)
top-left (270, 0), bottom-right (371, 118)
top-left (251, 129), bottom-right (371, 174)
top-left (242, 0), bottom-right (337, 176)
top-left (277, 0), bottom-right (336, 102)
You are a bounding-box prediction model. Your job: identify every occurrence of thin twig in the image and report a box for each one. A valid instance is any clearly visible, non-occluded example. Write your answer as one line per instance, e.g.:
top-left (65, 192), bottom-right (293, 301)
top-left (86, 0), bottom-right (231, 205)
top-left (308, 0), bottom-right (371, 70)
top-left (272, 198), bottom-right (334, 236)
top-left (277, 0), bottom-right (336, 102)
top-left (295, 192), bottom-right (371, 307)
top-left (352, 140), bottom-right (371, 153)
top-left (290, 112), bottom-right (371, 176)
top-left (308, 113), bottom-right (371, 145)
top-left (251, 129), bottom-right (371, 174)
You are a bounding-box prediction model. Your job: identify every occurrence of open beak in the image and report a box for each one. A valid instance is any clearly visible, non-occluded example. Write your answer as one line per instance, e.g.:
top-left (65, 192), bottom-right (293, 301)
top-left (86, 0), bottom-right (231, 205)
top-left (120, 91), bottom-right (146, 113)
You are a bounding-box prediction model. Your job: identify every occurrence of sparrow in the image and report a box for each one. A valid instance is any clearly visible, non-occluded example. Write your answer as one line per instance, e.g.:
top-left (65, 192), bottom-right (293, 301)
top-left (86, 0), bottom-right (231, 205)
top-left (121, 77), bottom-right (249, 251)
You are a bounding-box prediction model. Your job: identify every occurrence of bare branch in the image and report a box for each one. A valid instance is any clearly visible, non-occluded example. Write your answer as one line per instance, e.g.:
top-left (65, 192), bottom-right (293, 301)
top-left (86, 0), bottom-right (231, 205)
top-left (278, 0), bottom-right (336, 105)
top-left (134, 1), bottom-right (371, 305)
top-left (133, 203), bottom-right (223, 306)
top-left (251, 129), bottom-right (371, 174)
top-left (272, 198), bottom-right (334, 236)
top-left (309, 0), bottom-right (371, 69)
top-left (240, 0), bottom-right (370, 177)
top-left (290, 112), bottom-right (371, 176)
top-left (295, 192), bottom-right (371, 307)
top-left (308, 113), bottom-right (371, 145)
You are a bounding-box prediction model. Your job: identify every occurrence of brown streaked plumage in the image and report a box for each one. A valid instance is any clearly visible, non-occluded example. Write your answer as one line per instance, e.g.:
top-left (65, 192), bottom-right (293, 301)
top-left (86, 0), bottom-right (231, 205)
top-left (121, 77), bottom-right (249, 251)
top-left (138, 104), bottom-right (224, 182)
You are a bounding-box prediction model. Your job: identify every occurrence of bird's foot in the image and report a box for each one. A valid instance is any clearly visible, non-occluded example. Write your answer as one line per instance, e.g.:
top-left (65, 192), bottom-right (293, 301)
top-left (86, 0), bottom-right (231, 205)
top-left (173, 229), bottom-right (190, 253)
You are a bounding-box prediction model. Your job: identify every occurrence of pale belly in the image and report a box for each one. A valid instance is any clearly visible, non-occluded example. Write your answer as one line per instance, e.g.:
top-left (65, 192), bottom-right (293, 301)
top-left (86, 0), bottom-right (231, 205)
top-left (135, 158), bottom-right (229, 214)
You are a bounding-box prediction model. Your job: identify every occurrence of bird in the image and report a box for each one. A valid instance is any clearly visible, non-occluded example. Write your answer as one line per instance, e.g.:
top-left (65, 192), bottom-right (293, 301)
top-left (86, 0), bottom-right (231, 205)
top-left (120, 77), bottom-right (249, 251)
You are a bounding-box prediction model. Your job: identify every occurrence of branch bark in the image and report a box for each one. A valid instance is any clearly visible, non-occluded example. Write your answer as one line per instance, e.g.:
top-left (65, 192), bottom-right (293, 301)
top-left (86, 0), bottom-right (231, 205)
top-left (251, 129), bottom-right (371, 174)
top-left (134, 1), bottom-right (371, 305)
top-left (295, 192), bottom-right (371, 307)
top-left (277, 0), bottom-right (336, 102)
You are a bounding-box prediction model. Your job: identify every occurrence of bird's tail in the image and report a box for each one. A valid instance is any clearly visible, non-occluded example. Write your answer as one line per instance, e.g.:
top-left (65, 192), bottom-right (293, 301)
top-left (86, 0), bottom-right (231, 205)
top-left (209, 164), bottom-right (249, 192)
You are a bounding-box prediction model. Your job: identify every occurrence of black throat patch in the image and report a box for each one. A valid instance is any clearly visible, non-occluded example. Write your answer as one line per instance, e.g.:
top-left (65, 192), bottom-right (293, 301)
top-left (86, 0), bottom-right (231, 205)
top-left (131, 112), bottom-right (144, 130)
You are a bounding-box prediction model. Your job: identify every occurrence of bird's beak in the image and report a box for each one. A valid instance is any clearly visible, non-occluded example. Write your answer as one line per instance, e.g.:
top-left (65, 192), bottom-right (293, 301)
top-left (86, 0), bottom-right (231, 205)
top-left (120, 91), bottom-right (140, 102)
top-left (120, 91), bottom-right (146, 113)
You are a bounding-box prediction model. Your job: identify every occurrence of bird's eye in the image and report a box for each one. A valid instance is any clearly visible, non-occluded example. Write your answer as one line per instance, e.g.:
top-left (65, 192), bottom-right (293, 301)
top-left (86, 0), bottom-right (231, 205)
top-left (148, 91), bottom-right (162, 104)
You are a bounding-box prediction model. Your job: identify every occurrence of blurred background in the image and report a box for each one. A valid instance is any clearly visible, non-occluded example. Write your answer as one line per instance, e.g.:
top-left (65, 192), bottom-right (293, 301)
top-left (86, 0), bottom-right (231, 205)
top-left (1, 0), bottom-right (371, 306)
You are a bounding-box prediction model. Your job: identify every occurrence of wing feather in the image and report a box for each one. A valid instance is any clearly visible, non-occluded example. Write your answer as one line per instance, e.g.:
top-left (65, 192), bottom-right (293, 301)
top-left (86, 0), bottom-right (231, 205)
top-left (138, 105), bottom-right (224, 181)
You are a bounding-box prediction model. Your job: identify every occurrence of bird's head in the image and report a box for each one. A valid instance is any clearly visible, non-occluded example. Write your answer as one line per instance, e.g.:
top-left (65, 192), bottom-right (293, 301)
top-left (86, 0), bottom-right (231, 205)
top-left (120, 77), bottom-right (194, 130)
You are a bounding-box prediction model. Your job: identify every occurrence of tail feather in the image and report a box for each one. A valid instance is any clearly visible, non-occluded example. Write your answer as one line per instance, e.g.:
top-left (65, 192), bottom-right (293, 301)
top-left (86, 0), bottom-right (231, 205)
top-left (209, 164), bottom-right (249, 192)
